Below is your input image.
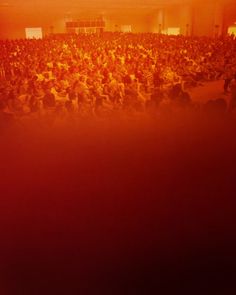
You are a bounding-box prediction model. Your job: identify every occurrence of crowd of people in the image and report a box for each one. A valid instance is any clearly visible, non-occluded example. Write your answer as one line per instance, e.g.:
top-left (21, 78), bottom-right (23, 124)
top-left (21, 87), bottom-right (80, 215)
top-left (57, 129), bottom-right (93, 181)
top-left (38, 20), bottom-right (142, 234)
top-left (1, 32), bottom-right (236, 125)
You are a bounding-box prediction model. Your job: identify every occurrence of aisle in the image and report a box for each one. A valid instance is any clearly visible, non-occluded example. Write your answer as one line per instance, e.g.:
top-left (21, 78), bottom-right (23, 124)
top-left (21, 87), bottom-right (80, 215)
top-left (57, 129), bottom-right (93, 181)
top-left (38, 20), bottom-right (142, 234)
top-left (188, 80), bottom-right (229, 104)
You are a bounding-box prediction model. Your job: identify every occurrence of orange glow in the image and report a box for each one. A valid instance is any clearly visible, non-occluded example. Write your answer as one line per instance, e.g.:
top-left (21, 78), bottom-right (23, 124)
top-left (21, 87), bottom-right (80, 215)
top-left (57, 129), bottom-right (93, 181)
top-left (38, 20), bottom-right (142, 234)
top-left (166, 27), bottom-right (180, 35)
top-left (228, 26), bottom-right (236, 35)
top-left (1, 2), bottom-right (236, 295)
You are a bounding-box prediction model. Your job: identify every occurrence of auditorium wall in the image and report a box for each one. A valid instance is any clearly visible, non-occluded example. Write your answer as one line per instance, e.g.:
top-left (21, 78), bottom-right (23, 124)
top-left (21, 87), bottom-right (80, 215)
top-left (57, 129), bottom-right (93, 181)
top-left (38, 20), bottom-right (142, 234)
top-left (147, 1), bottom-right (224, 37)
top-left (223, 1), bottom-right (236, 34)
top-left (0, 6), bottom-right (64, 39)
top-left (0, 0), bottom-right (234, 39)
top-left (191, 0), bottom-right (224, 36)
top-left (0, 8), bottom-right (150, 38)
top-left (104, 10), bottom-right (150, 33)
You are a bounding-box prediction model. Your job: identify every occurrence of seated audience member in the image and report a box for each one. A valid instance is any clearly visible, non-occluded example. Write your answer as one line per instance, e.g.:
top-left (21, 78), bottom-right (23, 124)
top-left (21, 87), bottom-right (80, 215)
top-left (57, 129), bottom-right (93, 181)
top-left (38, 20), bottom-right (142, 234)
top-left (42, 87), bottom-right (56, 108)
top-left (169, 83), bottom-right (192, 107)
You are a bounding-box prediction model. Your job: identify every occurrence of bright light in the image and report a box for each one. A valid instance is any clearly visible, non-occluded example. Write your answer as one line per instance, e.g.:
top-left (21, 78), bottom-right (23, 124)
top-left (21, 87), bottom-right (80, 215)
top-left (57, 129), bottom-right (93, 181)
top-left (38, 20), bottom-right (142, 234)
top-left (167, 28), bottom-right (180, 35)
top-left (167, 27), bottom-right (180, 35)
top-left (121, 25), bottom-right (132, 33)
top-left (228, 26), bottom-right (236, 35)
top-left (25, 27), bottom-right (43, 39)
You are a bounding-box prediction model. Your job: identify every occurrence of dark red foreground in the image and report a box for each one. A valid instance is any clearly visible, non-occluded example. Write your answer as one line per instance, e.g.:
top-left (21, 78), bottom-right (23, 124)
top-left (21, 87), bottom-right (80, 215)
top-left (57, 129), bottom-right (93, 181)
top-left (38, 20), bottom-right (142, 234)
top-left (0, 114), bottom-right (236, 294)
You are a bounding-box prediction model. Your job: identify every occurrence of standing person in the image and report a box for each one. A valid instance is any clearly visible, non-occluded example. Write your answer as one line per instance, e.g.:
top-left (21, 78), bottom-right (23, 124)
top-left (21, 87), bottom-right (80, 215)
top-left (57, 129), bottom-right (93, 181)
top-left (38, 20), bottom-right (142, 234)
top-left (223, 64), bottom-right (233, 94)
top-left (228, 74), bottom-right (236, 112)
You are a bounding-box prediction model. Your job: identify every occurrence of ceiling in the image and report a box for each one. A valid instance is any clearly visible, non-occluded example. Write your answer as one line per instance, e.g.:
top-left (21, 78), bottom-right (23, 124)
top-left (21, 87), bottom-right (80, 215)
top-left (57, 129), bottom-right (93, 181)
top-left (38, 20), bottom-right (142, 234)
top-left (0, 0), bottom-right (235, 25)
top-left (0, 0), bottom-right (193, 10)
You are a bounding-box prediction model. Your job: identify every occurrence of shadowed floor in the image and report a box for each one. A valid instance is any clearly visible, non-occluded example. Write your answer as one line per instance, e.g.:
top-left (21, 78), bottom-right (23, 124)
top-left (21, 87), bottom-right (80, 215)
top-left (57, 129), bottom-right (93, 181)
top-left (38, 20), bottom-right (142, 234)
top-left (0, 106), bottom-right (236, 295)
top-left (190, 80), bottom-right (228, 104)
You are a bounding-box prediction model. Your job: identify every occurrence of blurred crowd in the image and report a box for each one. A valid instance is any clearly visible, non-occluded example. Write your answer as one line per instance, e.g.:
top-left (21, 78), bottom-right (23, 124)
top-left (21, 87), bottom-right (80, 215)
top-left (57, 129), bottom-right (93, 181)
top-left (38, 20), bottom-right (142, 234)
top-left (1, 32), bottom-right (236, 125)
